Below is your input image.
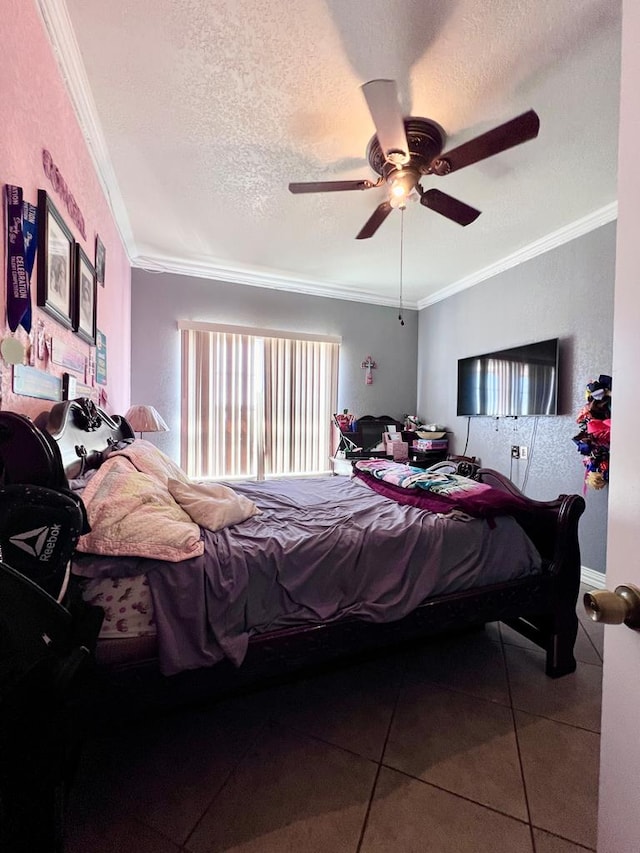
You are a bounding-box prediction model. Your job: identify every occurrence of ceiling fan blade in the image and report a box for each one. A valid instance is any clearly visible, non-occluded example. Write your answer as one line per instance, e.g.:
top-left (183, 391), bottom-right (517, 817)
top-left (356, 201), bottom-right (393, 240)
top-left (421, 189), bottom-right (481, 226)
top-left (361, 79), bottom-right (410, 166)
top-left (430, 110), bottom-right (540, 175)
top-left (289, 179), bottom-right (376, 194)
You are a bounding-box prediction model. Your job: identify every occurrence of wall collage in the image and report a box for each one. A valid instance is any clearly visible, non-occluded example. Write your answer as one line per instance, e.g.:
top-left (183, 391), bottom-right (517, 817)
top-left (2, 150), bottom-right (108, 412)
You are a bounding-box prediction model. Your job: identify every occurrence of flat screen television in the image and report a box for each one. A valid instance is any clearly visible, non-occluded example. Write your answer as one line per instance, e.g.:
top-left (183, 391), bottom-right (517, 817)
top-left (457, 338), bottom-right (559, 417)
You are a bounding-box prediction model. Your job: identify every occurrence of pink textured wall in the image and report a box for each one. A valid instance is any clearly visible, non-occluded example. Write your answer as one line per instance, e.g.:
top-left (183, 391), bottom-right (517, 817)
top-left (0, 0), bottom-right (131, 418)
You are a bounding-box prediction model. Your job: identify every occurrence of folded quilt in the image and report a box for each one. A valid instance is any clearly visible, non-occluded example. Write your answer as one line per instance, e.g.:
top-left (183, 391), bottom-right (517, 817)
top-left (353, 459), bottom-right (529, 518)
top-left (354, 459), bottom-right (489, 494)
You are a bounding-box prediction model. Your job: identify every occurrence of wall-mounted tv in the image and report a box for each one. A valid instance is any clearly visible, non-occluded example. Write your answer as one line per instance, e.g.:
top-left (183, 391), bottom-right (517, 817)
top-left (457, 338), bottom-right (559, 417)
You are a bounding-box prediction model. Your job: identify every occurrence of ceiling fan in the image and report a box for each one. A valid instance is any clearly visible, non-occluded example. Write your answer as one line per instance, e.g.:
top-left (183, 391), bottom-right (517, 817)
top-left (288, 79), bottom-right (540, 239)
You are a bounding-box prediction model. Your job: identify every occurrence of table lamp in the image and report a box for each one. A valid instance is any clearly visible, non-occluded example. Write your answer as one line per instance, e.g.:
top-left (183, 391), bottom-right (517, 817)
top-left (124, 404), bottom-right (169, 439)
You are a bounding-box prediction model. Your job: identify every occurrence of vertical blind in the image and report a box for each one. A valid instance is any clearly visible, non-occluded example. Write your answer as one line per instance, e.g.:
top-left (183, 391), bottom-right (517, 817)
top-left (180, 324), bottom-right (339, 480)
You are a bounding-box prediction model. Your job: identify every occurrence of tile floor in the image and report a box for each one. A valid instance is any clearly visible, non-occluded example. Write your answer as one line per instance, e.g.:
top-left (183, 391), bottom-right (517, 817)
top-left (64, 586), bottom-right (603, 852)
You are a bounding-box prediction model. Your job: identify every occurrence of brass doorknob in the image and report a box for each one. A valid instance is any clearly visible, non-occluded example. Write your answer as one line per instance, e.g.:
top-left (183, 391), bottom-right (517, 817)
top-left (583, 584), bottom-right (640, 629)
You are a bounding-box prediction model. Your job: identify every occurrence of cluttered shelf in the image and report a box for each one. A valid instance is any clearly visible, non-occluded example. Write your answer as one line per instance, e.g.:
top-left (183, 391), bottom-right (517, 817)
top-left (332, 412), bottom-right (450, 472)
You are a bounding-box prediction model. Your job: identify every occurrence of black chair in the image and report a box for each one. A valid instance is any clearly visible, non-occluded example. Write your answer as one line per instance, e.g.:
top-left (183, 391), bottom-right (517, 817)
top-left (0, 485), bottom-right (102, 853)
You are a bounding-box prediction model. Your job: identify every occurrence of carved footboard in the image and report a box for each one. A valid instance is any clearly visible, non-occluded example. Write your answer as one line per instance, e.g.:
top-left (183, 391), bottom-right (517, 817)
top-left (477, 468), bottom-right (586, 676)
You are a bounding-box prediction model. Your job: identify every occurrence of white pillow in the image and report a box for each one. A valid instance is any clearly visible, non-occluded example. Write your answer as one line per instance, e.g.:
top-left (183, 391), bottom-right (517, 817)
top-left (167, 479), bottom-right (260, 532)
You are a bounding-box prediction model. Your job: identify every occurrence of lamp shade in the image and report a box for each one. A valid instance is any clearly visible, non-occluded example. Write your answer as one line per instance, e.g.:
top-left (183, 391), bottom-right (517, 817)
top-left (124, 405), bottom-right (169, 436)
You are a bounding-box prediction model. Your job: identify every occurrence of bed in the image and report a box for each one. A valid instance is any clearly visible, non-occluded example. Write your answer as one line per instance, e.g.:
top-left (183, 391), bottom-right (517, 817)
top-left (0, 398), bottom-right (585, 716)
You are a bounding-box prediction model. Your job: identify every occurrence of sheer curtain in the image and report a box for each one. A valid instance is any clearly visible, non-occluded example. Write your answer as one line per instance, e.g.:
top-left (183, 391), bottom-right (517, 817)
top-left (180, 322), bottom-right (339, 480)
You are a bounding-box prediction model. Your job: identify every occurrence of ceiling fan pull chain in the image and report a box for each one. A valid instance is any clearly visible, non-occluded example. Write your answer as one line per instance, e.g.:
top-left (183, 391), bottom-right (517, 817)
top-left (398, 208), bottom-right (405, 326)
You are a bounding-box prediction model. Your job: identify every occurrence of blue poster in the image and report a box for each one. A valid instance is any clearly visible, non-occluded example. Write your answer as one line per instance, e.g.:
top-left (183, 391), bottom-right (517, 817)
top-left (96, 329), bottom-right (107, 385)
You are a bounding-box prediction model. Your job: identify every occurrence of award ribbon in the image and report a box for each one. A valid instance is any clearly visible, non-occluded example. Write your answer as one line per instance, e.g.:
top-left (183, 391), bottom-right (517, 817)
top-left (4, 184), bottom-right (35, 334)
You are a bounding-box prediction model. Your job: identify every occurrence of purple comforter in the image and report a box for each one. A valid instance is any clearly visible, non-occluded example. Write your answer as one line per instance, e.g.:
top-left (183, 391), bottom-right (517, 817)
top-left (73, 475), bottom-right (541, 676)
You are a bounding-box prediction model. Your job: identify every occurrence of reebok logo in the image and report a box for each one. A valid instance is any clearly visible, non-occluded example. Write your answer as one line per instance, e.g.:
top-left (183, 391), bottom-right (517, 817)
top-left (9, 524), bottom-right (62, 561)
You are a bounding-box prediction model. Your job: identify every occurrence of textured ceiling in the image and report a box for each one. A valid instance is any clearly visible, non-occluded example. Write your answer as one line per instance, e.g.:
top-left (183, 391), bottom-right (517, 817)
top-left (55, 0), bottom-right (621, 306)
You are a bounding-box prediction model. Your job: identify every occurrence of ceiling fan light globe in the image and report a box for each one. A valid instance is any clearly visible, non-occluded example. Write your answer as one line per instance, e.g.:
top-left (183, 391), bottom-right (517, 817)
top-left (388, 167), bottom-right (418, 199)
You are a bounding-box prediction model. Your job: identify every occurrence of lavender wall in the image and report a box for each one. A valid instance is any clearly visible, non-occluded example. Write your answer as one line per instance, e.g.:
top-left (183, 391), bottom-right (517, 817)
top-left (130, 269), bottom-right (418, 462)
top-left (417, 222), bottom-right (616, 573)
top-left (0, 0), bottom-right (131, 417)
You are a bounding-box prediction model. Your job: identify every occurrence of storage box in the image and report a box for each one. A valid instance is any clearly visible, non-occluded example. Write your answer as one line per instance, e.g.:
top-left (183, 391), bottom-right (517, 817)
top-left (383, 432), bottom-right (402, 450)
top-left (412, 439), bottom-right (449, 451)
top-left (392, 441), bottom-right (409, 461)
top-left (383, 433), bottom-right (408, 459)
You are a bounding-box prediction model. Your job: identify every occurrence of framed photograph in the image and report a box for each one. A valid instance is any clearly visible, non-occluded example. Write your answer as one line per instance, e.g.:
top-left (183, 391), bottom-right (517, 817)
top-left (95, 234), bottom-right (106, 286)
top-left (36, 190), bottom-right (74, 329)
top-left (73, 244), bottom-right (97, 344)
top-left (62, 372), bottom-right (78, 401)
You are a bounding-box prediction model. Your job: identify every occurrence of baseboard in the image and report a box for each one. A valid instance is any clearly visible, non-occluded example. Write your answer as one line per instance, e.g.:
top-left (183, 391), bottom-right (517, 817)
top-left (581, 565), bottom-right (606, 589)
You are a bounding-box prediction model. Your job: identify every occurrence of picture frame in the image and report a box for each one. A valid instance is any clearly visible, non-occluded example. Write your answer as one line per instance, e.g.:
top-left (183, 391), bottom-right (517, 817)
top-left (36, 190), bottom-right (74, 329)
top-left (95, 234), bottom-right (106, 286)
top-left (73, 244), bottom-right (97, 345)
top-left (62, 372), bottom-right (78, 401)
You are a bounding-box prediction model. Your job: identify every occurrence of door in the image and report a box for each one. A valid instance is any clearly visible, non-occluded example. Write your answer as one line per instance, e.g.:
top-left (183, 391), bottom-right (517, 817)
top-left (597, 2), bottom-right (640, 850)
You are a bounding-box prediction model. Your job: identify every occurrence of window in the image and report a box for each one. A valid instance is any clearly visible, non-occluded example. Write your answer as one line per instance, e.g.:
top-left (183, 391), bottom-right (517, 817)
top-left (180, 322), bottom-right (340, 480)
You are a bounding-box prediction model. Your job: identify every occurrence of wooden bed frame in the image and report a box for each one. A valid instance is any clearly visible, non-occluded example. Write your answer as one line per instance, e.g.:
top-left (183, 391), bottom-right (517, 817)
top-left (0, 398), bottom-right (586, 718)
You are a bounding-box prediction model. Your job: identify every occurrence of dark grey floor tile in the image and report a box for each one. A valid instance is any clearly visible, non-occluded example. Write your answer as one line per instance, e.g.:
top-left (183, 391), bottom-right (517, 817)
top-left (384, 681), bottom-right (528, 820)
top-left (185, 725), bottom-right (376, 853)
top-left (404, 629), bottom-right (511, 705)
top-left (574, 624), bottom-right (602, 666)
top-left (64, 795), bottom-right (180, 853)
top-left (532, 827), bottom-right (595, 852)
top-left (578, 585), bottom-right (604, 658)
top-left (270, 655), bottom-right (403, 761)
top-left (505, 646), bottom-right (602, 732)
top-left (516, 711), bottom-right (599, 849)
top-left (578, 614), bottom-right (604, 658)
top-left (484, 620), bottom-right (502, 643)
top-left (500, 621), bottom-right (602, 666)
top-left (66, 696), bottom-right (267, 847)
top-left (361, 767), bottom-right (533, 853)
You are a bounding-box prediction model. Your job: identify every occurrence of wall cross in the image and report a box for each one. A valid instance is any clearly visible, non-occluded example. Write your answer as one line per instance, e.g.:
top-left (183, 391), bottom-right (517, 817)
top-left (361, 355), bottom-right (377, 385)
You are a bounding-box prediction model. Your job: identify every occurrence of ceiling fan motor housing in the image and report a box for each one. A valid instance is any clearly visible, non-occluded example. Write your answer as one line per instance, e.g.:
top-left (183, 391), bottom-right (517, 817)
top-left (367, 118), bottom-right (446, 178)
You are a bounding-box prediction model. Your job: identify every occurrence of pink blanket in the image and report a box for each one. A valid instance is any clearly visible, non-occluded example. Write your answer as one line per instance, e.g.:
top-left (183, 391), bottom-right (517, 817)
top-left (77, 450), bottom-right (204, 562)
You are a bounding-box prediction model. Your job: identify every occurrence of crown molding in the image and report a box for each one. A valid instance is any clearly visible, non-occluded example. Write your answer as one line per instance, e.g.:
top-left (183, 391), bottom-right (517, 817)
top-left (132, 253), bottom-right (419, 309)
top-left (417, 202), bottom-right (618, 309)
top-left (35, 0), bottom-right (137, 256)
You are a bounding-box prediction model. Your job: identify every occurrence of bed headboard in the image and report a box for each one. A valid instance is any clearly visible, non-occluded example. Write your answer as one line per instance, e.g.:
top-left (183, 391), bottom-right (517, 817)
top-left (37, 398), bottom-right (135, 480)
top-left (0, 398), bottom-right (134, 486)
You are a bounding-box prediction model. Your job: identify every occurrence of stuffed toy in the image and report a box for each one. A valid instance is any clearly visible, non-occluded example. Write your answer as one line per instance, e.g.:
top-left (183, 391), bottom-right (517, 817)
top-left (573, 374), bottom-right (611, 490)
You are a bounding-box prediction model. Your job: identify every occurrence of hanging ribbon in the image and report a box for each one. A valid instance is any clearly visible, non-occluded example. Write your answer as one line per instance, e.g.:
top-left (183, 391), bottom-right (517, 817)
top-left (5, 184), bottom-right (36, 334)
top-left (22, 198), bottom-right (37, 332)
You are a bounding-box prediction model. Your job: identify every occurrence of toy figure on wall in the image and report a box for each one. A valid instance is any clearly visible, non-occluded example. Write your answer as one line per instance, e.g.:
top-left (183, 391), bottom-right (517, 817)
top-left (573, 374), bottom-right (611, 491)
top-left (361, 355), bottom-right (377, 384)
